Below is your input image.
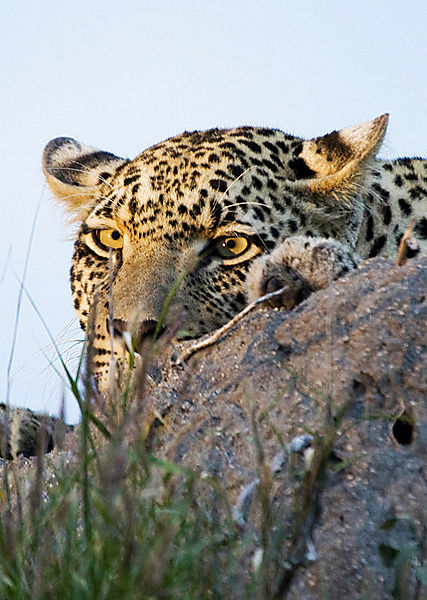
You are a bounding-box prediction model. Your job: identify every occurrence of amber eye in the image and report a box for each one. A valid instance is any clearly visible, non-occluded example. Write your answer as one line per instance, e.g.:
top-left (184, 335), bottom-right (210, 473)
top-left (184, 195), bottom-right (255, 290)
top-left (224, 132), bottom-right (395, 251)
top-left (215, 236), bottom-right (249, 259)
top-left (93, 229), bottom-right (123, 250)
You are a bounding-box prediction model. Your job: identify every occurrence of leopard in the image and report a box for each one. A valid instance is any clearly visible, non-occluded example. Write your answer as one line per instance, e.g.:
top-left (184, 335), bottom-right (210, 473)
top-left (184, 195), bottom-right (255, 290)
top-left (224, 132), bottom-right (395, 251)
top-left (42, 113), bottom-right (427, 393)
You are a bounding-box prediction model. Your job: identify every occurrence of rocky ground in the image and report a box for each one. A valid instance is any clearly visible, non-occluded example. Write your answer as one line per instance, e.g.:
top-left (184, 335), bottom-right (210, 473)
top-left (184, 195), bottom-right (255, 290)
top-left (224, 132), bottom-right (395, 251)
top-left (2, 256), bottom-right (426, 598)
top-left (143, 255), bottom-right (426, 598)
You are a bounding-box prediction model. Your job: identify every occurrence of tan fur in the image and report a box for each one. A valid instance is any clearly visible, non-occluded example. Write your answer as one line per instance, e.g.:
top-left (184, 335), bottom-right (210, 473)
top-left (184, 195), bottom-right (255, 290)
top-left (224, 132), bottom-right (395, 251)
top-left (42, 115), bottom-right (426, 391)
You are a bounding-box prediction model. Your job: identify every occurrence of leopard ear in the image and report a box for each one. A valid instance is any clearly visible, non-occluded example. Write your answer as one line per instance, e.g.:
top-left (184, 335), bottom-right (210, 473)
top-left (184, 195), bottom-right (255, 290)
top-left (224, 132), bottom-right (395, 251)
top-left (42, 137), bottom-right (129, 221)
top-left (290, 114), bottom-right (389, 196)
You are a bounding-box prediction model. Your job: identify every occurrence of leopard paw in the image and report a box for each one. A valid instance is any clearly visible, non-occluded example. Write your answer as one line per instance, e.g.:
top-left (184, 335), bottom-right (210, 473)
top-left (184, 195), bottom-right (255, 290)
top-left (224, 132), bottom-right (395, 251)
top-left (246, 236), bottom-right (359, 309)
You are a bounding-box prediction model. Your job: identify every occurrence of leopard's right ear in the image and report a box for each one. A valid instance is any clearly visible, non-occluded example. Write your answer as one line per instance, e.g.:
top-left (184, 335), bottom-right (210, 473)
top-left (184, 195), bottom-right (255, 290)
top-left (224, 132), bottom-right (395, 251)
top-left (42, 137), bottom-right (129, 222)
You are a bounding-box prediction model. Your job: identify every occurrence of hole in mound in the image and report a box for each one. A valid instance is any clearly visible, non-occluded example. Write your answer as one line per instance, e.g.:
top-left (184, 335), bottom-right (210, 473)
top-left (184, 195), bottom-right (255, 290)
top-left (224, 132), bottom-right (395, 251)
top-left (392, 409), bottom-right (415, 446)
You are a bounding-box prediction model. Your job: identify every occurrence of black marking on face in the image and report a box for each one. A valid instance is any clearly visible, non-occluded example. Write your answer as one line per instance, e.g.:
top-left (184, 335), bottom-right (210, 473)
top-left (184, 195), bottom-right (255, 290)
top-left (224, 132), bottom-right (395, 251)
top-left (414, 217), bottom-right (427, 240)
top-left (267, 178), bottom-right (278, 191)
top-left (240, 140), bottom-right (262, 153)
top-left (256, 128), bottom-right (275, 137)
top-left (366, 215), bottom-right (374, 242)
top-left (276, 141), bottom-right (289, 153)
top-left (210, 179), bottom-right (228, 193)
top-left (215, 169), bottom-right (231, 181)
top-left (99, 171), bottom-right (111, 183)
top-left (128, 198), bottom-right (138, 215)
top-left (382, 203), bottom-right (392, 225)
top-left (124, 174), bottom-right (140, 186)
top-left (372, 183), bottom-right (390, 202)
top-left (229, 129), bottom-right (253, 139)
top-left (229, 164), bottom-right (244, 179)
top-left (409, 186), bottom-right (425, 200)
top-left (270, 226), bottom-right (280, 239)
top-left (405, 172), bottom-right (418, 181)
top-left (398, 198), bottom-right (412, 216)
top-left (288, 219), bottom-right (298, 233)
top-left (263, 141), bottom-right (279, 154)
top-left (209, 199), bottom-right (223, 231)
top-left (253, 206), bottom-right (265, 222)
top-left (263, 159), bottom-right (279, 173)
top-left (191, 202), bottom-right (202, 217)
top-left (368, 235), bottom-right (387, 257)
top-left (252, 176), bottom-right (262, 190)
top-left (267, 153), bottom-right (283, 168)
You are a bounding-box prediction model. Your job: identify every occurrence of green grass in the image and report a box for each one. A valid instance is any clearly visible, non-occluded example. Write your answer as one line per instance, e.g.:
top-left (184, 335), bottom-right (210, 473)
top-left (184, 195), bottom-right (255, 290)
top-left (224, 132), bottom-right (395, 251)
top-left (1, 292), bottom-right (425, 599)
top-left (1, 412), bottom-right (242, 598)
top-left (0, 333), bottom-right (338, 600)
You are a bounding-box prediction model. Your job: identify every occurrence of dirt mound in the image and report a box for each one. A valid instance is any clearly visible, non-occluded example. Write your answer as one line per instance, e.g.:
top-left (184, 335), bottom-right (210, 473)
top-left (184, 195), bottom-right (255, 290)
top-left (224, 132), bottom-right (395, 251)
top-left (142, 256), bottom-right (426, 598)
top-left (3, 256), bottom-right (426, 598)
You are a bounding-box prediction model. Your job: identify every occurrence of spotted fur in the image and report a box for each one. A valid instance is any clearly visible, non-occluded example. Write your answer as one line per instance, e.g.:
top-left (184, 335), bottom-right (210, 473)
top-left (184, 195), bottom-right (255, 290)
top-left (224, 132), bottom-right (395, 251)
top-left (43, 114), bottom-right (427, 391)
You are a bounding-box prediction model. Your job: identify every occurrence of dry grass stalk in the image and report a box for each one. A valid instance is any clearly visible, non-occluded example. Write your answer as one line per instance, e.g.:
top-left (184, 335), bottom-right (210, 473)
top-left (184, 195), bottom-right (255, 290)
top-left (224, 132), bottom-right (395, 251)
top-left (177, 285), bottom-right (288, 362)
top-left (395, 222), bottom-right (419, 266)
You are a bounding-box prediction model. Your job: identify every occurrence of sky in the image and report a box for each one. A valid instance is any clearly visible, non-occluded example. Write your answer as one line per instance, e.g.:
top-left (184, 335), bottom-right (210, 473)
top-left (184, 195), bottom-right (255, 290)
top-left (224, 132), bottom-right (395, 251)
top-left (1, 0), bottom-right (426, 423)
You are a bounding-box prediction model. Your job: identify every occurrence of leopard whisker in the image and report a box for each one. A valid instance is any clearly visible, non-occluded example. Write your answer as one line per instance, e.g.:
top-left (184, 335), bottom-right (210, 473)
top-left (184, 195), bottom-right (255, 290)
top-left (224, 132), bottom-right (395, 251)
top-left (224, 200), bottom-right (270, 212)
top-left (219, 166), bottom-right (256, 202)
top-left (53, 191), bottom-right (111, 204)
top-left (49, 166), bottom-right (115, 190)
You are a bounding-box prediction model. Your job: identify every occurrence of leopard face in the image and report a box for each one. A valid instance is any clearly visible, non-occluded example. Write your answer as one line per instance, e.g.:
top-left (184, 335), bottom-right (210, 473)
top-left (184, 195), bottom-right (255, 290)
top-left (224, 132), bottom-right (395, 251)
top-left (43, 114), bottom-right (426, 390)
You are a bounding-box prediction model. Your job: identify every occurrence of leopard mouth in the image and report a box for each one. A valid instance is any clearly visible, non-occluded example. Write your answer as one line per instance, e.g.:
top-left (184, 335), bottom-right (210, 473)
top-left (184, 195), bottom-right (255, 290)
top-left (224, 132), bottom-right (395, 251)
top-left (107, 318), bottom-right (164, 355)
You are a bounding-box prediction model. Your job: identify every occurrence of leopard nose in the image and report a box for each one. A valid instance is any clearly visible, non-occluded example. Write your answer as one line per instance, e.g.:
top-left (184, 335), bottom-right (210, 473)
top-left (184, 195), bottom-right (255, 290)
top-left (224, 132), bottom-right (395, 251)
top-left (112, 318), bottom-right (162, 353)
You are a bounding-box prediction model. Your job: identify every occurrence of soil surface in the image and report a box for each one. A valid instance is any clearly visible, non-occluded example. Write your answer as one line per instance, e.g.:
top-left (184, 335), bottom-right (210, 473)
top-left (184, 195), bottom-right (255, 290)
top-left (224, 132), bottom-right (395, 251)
top-left (3, 256), bottom-right (427, 598)
top-left (144, 255), bottom-right (427, 598)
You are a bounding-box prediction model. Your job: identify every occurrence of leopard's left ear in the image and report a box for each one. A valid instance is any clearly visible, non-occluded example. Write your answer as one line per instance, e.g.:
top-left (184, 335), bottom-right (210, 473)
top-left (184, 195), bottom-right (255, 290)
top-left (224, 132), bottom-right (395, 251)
top-left (291, 114), bottom-right (389, 195)
top-left (43, 137), bottom-right (129, 222)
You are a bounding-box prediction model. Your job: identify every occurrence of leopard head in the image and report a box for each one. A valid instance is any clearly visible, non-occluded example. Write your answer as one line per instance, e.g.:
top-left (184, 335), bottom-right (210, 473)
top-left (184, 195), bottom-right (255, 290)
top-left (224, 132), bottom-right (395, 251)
top-left (43, 115), bottom-right (387, 390)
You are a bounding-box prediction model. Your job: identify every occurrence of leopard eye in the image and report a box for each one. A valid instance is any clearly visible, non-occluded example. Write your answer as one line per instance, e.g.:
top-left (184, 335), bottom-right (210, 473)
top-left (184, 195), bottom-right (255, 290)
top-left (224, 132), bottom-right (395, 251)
top-left (215, 236), bottom-right (249, 259)
top-left (93, 229), bottom-right (123, 250)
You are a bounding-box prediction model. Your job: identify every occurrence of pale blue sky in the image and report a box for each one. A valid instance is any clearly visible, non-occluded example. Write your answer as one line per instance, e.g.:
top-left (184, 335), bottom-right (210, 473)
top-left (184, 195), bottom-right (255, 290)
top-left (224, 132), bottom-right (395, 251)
top-left (1, 1), bottom-right (426, 422)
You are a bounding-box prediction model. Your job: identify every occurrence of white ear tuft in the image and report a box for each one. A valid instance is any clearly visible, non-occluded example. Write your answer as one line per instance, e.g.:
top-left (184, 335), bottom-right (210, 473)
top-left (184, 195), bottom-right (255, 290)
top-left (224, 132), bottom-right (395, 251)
top-left (42, 137), bottom-right (129, 222)
top-left (294, 114), bottom-right (389, 196)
